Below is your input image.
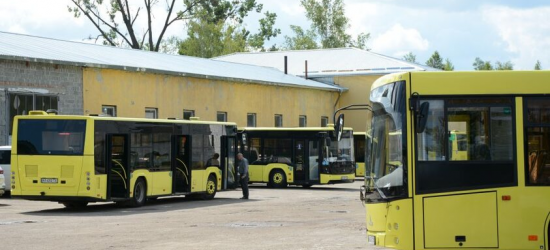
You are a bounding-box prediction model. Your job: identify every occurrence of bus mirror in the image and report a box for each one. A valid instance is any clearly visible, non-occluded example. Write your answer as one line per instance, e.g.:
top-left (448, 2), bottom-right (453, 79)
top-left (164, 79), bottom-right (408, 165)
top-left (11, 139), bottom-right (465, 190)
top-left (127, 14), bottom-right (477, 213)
top-left (417, 102), bottom-right (430, 133)
top-left (334, 114), bottom-right (345, 141)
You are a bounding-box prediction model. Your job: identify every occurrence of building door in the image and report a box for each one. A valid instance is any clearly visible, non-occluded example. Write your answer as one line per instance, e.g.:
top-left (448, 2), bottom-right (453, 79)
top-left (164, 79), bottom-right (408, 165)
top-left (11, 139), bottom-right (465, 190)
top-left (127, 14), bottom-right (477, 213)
top-left (294, 140), bottom-right (307, 182)
top-left (172, 135), bottom-right (191, 193)
top-left (106, 134), bottom-right (129, 199)
top-left (308, 140), bottom-right (320, 181)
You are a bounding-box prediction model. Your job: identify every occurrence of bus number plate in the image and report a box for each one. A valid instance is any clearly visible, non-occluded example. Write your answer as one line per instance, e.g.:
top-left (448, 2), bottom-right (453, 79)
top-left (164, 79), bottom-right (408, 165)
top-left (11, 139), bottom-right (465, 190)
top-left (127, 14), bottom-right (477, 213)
top-left (341, 176), bottom-right (348, 180)
top-left (368, 235), bottom-right (376, 245)
top-left (41, 178), bottom-right (58, 184)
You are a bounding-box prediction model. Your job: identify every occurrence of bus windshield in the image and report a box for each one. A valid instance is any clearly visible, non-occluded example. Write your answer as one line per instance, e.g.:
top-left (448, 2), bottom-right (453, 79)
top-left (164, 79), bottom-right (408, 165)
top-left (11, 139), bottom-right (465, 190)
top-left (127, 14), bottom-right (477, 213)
top-left (327, 130), bottom-right (354, 163)
top-left (17, 119), bottom-right (86, 155)
top-left (367, 81), bottom-right (407, 200)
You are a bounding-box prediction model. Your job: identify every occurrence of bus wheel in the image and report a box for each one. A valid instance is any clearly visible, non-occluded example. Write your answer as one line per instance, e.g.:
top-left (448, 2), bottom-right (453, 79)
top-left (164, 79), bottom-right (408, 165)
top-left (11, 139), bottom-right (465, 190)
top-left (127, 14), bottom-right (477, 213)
top-left (129, 178), bottom-right (147, 207)
top-left (62, 201), bottom-right (88, 209)
top-left (202, 175), bottom-right (217, 200)
top-left (270, 170), bottom-right (287, 188)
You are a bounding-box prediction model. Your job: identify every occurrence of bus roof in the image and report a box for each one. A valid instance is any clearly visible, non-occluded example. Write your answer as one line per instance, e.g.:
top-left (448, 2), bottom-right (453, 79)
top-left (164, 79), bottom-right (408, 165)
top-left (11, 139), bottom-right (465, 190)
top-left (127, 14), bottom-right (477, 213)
top-left (16, 112), bottom-right (238, 126)
top-left (372, 71), bottom-right (550, 95)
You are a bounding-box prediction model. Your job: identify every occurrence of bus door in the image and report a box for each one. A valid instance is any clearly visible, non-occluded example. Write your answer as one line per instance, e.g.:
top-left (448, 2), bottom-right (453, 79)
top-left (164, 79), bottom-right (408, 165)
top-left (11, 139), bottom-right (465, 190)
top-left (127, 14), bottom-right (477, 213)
top-left (221, 136), bottom-right (237, 190)
top-left (172, 135), bottom-right (191, 193)
top-left (308, 139), bottom-right (321, 182)
top-left (294, 140), bottom-right (307, 182)
top-left (106, 134), bottom-right (130, 199)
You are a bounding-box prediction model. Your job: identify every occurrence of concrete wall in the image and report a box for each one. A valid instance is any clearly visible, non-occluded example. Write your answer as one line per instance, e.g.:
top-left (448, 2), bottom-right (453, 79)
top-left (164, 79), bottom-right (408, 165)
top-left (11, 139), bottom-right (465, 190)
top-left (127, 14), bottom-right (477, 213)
top-left (0, 60), bottom-right (83, 145)
top-left (335, 75), bottom-right (382, 133)
top-left (83, 68), bottom-right (337, 128)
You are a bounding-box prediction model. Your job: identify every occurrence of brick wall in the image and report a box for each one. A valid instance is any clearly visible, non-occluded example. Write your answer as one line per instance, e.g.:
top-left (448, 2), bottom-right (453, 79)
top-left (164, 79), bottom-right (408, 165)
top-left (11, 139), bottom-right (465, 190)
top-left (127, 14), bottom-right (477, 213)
top-left (0, 60), bottom-right (83, 145)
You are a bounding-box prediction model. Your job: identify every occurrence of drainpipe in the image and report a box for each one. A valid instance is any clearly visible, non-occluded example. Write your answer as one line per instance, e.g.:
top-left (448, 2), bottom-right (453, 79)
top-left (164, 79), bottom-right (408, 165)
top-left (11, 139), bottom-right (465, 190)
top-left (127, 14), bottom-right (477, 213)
top-left (284, 56), bottom-right (288, 74)
top-left (305, 60), bottom-right (308, 79)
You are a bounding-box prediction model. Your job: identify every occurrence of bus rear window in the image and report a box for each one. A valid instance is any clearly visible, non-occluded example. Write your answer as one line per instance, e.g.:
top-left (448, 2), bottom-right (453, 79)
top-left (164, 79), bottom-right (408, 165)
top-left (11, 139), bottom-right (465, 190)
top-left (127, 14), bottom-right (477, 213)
top-left (17, 120), bottom-right (86, 155)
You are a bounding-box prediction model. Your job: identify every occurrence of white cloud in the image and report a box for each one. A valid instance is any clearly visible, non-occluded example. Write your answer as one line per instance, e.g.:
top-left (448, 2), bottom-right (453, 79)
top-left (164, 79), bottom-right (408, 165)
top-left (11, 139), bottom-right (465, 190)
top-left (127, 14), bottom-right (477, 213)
top-left (371, 24), bottom-right (430, 57)
top-left (483, 5), bottom-right (550, 69)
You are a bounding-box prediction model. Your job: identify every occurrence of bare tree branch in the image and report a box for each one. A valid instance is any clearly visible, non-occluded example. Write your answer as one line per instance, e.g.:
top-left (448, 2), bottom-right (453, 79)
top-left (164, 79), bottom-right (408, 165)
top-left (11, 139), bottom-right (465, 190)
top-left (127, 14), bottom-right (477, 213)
top-left (71, 0), bottom-right (117, 47)
top-left (115, 0), bottom-right (140, 48)
top-left (154, 0), bottom-right (199, 51)
top-left (145, 0), bottom-right (154, 51)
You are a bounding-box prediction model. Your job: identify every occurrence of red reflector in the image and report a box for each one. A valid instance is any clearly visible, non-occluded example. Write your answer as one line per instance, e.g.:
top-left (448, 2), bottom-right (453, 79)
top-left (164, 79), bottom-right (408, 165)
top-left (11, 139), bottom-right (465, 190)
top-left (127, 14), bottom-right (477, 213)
top-left (0, 169), bottom-right (3, 174)
top-left (528, 235), bottom-right (538, 241)
top-left (58, 132), bottom-right (71, 136)
top-left (502, 195), bottom-right (511, 201)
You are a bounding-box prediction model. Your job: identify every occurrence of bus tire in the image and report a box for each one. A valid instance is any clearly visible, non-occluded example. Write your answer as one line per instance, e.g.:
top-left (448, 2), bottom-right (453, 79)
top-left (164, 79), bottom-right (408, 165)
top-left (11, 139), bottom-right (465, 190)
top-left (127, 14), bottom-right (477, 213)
top-left (270, 170), bottom-right (287, 188)
top-left (62, 201), bottom-right (88, 209)
top-left (201, 174), bottom-right (217, 200)
top-left (129, 178), bottom-right (147, 207)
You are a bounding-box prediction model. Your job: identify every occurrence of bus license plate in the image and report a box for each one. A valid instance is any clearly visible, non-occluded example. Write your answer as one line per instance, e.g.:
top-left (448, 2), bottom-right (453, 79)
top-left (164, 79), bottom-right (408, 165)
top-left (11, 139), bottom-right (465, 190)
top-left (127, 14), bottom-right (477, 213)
top-left (368, 235), bottom-right (376, 245)
top-left (341, 176), bottom-right (348, 180)
top-left (41, 178), bottom-right (58, 184)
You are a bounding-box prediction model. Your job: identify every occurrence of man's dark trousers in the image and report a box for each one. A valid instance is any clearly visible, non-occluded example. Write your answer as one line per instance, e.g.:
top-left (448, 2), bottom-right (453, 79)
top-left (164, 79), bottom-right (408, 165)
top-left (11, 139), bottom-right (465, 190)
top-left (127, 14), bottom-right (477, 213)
top-left (240, 176), bottom-right (249, 199)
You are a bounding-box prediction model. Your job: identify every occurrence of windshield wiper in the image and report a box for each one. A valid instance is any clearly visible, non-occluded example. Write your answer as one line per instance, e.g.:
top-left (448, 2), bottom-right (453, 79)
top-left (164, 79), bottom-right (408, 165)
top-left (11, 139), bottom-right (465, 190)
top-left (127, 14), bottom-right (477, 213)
top-left (369, 175), bottom-right (387, 200)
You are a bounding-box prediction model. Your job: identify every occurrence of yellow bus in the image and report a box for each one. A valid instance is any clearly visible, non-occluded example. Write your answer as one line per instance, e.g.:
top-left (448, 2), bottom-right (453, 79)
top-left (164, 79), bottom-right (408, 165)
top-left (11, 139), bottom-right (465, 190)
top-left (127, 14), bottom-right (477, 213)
top-left (361, 71), bottom-right (550, 249)
top-left (354, 132), bottom-right (366, 177)
top-left (238, 127), bottom-right (355, 188)
top-left (11, 111), bottom-right (238, 208)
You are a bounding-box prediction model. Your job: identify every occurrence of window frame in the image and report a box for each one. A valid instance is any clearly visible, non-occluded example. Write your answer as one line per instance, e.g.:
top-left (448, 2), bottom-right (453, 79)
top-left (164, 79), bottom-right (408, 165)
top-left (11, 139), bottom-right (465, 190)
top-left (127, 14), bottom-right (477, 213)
top-left (183, 109), bottom-right (195, 120)
top-left (299, 115), bottom-right (307, 127)
top-left (145, 107), bottom-right (158, 119)
top-left (274, 114), bottom-right (283, 127)
top-left (247, 113), bottom-right (257, 127)
top-left (523, 96), bottom-right (550, 186)
top-left (217, 111), bottom-right (228, 122)
top-left (321, 116), bottom-right (329, 127)
top-left (102, 105), bottom-right (117, 117)
top-left (414, 96), bottom-right (518, 194)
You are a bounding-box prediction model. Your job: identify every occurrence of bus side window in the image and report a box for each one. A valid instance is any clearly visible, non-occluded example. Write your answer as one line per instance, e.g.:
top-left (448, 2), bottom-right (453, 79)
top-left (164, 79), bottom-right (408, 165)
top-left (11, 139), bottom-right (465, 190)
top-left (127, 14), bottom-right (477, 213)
top-left (416, 100), bottom-right (445, 161)
top-left (525, 98), bottom-right (550, 185)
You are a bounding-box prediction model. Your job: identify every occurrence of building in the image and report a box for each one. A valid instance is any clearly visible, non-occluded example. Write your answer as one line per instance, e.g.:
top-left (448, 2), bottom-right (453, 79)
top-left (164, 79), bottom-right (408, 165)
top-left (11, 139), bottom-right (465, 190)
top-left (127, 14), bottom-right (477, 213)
top-left (0, 32), bottom-right (343, 145)
top-left (215, 48), bottom-right (437, 132)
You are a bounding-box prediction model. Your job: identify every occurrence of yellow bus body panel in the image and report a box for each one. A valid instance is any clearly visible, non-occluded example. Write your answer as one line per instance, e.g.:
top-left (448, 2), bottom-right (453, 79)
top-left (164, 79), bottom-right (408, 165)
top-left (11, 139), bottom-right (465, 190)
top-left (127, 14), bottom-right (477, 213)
top-left (248, 164), bottom-right (294, 184)
top-left (355, 162), bottom-right (365, 177)
top-left (366, 199), bottom-right (413, 249)
top-left (320, 173), bottom-right (354, 184)
top-left (151, 171), bottom-right (172, 196)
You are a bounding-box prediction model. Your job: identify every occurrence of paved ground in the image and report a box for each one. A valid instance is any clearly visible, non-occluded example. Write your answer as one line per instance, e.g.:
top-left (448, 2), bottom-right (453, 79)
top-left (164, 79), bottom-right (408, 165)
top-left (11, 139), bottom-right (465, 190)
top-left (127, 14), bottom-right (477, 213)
top-left (0, 179), bottom-right (388, 250)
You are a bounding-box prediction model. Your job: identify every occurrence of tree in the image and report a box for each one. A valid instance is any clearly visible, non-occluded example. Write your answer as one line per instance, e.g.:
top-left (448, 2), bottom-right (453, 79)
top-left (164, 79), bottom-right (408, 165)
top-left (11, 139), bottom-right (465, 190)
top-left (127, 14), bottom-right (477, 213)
top-left (403, 52), bottom-right (417, 63)
top-left (535, 60), bottom-right (542, 70)
top-left (352, 32), bottom-right (370, 50)
top-left (283, 25), bottom-right (319, 50)
top-left (426, 51), bottom-right (444, 70)
top-left (443, 59), bottom-right (454, 71)
top-left (247, 11), bottom-right (281, 51)
top-left (68, 0), bottom-right (261, 51)
top-left (495, 61), bottom-right (513, 70)
top-left (178, 13), bottom-right (246, 58)
top-left (473, 57), bottom-right (493, 70)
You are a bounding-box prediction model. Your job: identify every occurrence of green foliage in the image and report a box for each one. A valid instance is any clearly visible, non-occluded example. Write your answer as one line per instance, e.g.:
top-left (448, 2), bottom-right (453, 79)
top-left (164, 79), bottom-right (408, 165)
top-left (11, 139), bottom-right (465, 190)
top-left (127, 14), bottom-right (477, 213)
top-left (535, 60), bottom-right (542, 70)
top-left (473, 57), bottom-right (493, 70)
top-left (352, 32), bottom-right (370, 50)
top-left (68, 0), bottom-right (263, 51)
top-left (300, 0), bottom-right (355, 48)
top-left (473, 57), bottom-right (513, 70)
top-left (283, 25), bottom-right (319, 50)
top-left (247, 11), bottom-right (281, 50)
top-left (443, 58), bottom-right (454, 71)
top-left (178, 14), bottom-right (246, 58)
top-left (402, 52), bottom-right (417, 63)
top-left (426, 51), bottom-right (444, 70)
top-left (495, 61), bottom-right (513, 70)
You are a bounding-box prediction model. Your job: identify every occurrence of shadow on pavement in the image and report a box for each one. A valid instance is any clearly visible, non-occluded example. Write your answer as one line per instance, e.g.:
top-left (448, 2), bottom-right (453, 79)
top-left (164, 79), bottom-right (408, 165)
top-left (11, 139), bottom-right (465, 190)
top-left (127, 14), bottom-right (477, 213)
top-left (20, 196), bottom-right (256, 217)
top-left (249, 184), bottom-right (359, 192)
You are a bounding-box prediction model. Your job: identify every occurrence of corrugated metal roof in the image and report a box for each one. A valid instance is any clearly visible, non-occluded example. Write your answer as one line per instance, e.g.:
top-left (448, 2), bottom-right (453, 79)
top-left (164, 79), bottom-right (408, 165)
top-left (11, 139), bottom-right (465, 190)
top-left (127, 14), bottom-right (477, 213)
top-left (0, 31), bottom-right (344, 92)
top-left (214, 47), bottom-right (439, 77)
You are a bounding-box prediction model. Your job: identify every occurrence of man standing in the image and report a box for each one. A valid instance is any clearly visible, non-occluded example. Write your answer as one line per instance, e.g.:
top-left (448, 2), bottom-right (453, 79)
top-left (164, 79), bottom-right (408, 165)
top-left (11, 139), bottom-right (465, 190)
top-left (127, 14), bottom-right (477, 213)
top-left (237, 153), bottom-right (249, 199)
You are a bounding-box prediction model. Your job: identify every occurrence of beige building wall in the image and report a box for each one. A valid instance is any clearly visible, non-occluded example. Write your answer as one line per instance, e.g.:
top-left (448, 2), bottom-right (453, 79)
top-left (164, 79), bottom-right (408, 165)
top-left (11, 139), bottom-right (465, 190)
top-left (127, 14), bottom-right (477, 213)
top-left (335, 75), bottom-right (382, 132)
top-left (83, 68), bottom-right (337, 128)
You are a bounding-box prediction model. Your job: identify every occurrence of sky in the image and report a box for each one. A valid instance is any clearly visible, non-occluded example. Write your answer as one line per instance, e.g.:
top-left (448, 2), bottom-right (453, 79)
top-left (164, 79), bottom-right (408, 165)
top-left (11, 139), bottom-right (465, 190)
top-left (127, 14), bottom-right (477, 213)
top-left (1, 0), bottom-right (549, 70)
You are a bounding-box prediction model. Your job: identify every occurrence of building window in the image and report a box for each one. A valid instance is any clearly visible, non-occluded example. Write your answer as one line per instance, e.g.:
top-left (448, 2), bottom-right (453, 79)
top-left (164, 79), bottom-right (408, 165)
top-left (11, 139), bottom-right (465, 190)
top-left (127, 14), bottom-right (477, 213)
top-left (275, 114), bottom-right (283, 127)
top-left (102, 105), bottom-right (117, 117)
top-left (247, 113), bottom-right (257, 127)
top-left (183, 109), bottom-right (195, 120)
top-left (9, 93), bottom-right (59, 135)
top-left (299, 115), bottom-right (307, 127)
top-left (217, 112), bottom-right (227, 122)
top-left (321, 116), bottom-right (329, 127)
top-left (145, 108), bottom-right (158, 119)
